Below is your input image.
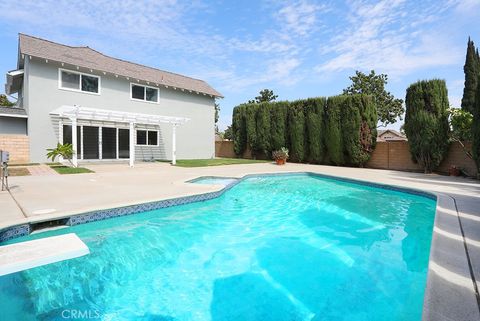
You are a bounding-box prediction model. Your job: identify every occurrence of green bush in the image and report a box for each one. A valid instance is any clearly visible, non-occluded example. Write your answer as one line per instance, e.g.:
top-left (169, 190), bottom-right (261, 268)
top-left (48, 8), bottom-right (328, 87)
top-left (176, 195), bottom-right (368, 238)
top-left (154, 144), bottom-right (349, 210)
top-left (232, 105), bottom-right (247, 155)
top-left (404, 79), bottom-right (450, 173)
top-left (255, 102), bottom-right (271, 155)
top-left (287, 100), bottom-right (306, 162)
top-left (245, 103), bottom-right (258, 157)
top-left (270, 101), bottom-right (288, 151)
top-left (473, 79), bottom-right (480, 176)
top-left (305, 97), bottom-right (326, 163)
top-left (325, 96), bottom-right (346, 165)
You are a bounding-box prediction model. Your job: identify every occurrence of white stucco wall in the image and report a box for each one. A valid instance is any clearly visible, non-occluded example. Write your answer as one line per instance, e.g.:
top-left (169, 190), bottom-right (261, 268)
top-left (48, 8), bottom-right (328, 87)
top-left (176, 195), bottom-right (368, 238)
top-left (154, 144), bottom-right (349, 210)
top-left (26, 58), bottom-right (216, 162)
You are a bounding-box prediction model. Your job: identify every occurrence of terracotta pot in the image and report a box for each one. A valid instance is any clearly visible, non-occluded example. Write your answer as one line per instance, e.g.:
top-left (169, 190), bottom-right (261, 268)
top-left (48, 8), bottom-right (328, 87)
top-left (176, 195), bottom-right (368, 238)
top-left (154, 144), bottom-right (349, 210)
top-left (275, 159), bottom-right (286, 165)
top-left (449, 167), bottom-right (460, 176)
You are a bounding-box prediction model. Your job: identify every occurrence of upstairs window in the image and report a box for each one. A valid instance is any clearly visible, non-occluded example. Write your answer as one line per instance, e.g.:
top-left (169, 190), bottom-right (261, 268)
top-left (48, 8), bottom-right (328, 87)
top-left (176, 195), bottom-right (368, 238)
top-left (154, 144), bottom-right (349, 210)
top-left (131, 84), bottom-right (159, 103)
top-left (136, 130), bottom-right (158, 146)
top-left (59, 69), bottom-right (100, 94)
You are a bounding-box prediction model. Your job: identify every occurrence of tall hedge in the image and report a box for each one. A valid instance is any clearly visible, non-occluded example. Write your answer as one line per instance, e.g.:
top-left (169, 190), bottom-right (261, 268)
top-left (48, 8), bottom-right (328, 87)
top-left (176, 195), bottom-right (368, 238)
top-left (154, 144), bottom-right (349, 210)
top-left (342, 95), bottom-right (377, 166)
top-left (255, 102), bottom-right (271, 155)
top-left (325, 96), bottom-right (346, 165)
top-left (404, 79), bottom-right (450, 173)
top-left (288, 100), bottom-right (306, 162)
top-left (473, 79), bottom-right (480, 176)
top-left (305, 97), bottom-right (326, 163)
top-left (270, 101), bottom-right (288, 151)
top-left (232, 105), bottom-right (247, 155)
top-left (231, 95), bottom-right (378, 166)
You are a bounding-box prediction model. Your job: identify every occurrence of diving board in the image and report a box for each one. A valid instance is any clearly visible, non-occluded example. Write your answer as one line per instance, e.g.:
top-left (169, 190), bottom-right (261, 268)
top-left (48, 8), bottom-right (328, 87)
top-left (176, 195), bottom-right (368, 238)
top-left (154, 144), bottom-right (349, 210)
top-left (0, 233), bottom-right (89, 276)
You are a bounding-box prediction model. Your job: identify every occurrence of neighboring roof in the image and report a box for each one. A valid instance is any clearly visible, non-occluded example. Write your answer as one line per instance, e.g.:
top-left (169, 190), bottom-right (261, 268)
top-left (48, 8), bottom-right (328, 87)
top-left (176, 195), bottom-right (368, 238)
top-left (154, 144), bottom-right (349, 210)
top-left (0, 106), bottom-right (27, 118)
top-left (377, 129), bottom-right (405, 137)
top-left (19, 34), bottom-right (223, 98)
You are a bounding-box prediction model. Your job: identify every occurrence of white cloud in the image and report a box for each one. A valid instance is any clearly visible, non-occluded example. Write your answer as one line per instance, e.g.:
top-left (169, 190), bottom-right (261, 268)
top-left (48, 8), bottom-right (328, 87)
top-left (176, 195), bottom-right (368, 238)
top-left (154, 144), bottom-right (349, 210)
top-left (316, 0), bottom-right (462, 76)
top-left (276, 0), bottom-right (327, 36)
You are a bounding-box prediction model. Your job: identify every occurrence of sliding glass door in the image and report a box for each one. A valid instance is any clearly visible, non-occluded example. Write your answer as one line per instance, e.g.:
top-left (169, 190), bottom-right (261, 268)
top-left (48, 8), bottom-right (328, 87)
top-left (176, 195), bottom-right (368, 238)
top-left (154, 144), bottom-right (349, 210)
top-left (102, 127), bottom-right (117, 159)
top-left (83, 126), bottom-right (99, 159)
top-left (118, 129), bottom-right (130, 159)
top-left (62, 124), bottom-right (131, 160)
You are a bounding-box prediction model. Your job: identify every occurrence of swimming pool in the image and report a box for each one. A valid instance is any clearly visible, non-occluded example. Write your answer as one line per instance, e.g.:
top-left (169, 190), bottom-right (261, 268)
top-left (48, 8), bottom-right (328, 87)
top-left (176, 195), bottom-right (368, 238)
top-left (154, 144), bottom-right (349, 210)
top-left (0, 174), bottom-right (436, 321)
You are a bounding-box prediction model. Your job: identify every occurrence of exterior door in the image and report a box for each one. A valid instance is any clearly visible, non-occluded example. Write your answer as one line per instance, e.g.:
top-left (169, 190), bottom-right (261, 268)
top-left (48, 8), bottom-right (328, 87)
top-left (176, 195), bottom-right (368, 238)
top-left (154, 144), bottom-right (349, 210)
top-left (83, 126), bottom-right (99, 159)
top-left (102, 127), bottom-right (117, 159)
top-left (118, 129), bottom-right (130, 159)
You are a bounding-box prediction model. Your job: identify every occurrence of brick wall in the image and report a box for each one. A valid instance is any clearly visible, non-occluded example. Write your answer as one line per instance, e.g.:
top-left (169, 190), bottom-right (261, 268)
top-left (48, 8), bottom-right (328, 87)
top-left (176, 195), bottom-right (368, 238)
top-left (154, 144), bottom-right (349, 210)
top-left (438, 142), bottom-right (477, 176)
top-left (0, 135), bottom-right (30, 164)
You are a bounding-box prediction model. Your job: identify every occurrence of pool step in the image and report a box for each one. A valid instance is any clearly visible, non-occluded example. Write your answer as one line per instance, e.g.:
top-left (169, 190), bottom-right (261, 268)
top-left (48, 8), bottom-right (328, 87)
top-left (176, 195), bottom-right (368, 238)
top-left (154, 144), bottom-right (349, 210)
top-left (0, 233), bottom-right (89, 276)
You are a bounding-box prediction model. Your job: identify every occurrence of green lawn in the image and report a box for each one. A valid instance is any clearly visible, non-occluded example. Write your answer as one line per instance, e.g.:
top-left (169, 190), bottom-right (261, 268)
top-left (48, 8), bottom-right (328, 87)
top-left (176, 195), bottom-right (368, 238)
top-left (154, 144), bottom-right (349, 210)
top-left (49, 165), bottom-right (94, 174)
top-left (173, 158), bottom-right (270, 167)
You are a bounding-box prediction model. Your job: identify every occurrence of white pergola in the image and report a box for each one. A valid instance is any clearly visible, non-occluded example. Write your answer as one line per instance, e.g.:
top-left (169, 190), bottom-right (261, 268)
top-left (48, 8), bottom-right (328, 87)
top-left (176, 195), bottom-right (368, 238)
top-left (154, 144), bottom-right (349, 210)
top-left (50, 105), bottom-right (189, 167)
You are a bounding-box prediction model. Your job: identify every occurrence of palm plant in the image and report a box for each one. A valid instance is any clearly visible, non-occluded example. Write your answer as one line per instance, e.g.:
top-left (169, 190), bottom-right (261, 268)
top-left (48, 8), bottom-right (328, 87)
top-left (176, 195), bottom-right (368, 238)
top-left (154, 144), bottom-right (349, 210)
top-left (46, 143), bottom-right (75, 167)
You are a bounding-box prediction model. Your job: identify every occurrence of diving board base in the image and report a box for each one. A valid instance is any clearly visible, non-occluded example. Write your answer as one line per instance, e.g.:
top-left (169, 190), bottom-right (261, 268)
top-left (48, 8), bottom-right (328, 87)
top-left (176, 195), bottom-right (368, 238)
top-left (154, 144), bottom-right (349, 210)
top-left (0, 233), bottom-right (89, 276)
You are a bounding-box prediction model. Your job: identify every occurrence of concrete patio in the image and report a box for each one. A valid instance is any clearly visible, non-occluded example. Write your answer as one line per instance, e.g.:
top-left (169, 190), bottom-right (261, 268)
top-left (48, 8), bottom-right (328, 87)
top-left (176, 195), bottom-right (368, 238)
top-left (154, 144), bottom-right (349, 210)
top-left (0, 162), bottom-right (479, 320)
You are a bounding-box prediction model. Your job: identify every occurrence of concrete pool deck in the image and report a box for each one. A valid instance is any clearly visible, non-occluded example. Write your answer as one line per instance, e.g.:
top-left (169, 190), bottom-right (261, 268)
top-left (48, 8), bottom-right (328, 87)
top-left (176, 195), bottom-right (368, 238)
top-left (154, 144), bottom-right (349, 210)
top-left (0, 162), bottom-right (479, 320)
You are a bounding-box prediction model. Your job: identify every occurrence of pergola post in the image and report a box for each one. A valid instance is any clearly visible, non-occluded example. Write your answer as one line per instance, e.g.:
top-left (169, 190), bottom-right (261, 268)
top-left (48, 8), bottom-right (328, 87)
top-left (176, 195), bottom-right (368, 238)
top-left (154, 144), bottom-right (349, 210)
top-left (71, 117), bottom-right (78, 168)
top-left (172, 124), bottom-right (177, 165)
top-left (129, 122), bottom-right (135, 167)
top-left (58, 118), bottom-right (63, 162)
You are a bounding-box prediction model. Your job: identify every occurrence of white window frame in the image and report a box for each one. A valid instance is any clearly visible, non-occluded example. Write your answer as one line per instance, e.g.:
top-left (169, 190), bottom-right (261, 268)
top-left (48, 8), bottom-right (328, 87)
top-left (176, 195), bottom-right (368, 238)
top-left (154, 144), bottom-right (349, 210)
top-left (135, 129), bottom-right (159, 146)
top-left (58, 68), bottom-right (101, 95)
top-left (130, 83), bottom-right (159, 104)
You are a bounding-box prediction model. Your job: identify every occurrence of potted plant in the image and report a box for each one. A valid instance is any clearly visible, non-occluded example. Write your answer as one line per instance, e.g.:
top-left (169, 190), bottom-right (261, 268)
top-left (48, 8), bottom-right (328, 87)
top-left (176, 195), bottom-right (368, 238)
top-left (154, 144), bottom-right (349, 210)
top-left (449, 165), bottom-right (461, 176)
top-left (272, 147), bottom-right (289, 165)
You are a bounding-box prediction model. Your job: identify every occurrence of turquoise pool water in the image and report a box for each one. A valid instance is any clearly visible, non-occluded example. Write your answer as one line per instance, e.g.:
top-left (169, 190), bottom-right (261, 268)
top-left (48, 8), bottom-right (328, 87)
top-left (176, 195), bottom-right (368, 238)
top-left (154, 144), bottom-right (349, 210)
top-left (0, 174), bottom-right (436, 321)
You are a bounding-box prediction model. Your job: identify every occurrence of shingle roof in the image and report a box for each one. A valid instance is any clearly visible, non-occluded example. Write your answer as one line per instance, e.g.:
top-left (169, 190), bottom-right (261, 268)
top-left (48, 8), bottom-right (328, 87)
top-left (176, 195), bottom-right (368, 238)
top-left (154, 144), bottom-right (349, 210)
top-left (0, 106), bottom-right (27, 117)
top-left (19, 34), bottom-right (223, 98)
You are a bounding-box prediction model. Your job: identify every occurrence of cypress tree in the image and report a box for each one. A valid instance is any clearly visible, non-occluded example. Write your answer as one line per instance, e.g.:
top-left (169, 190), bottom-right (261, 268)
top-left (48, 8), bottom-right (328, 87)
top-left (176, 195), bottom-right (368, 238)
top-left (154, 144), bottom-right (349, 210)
top-left (270, 101), bottom-right (288, 151)
top-left (232, 105), bottom-right (247, 156)
top-left (245, 104), bottom-right (259, 158)
top-left (472, 78), bottom-right (480, 177)
top-left (404, 79), bottom-right (450, 173)
top-left (325, 96), bottom-right (345, 165)
top-left (255, 102), bottom-right (271, 156)
top-left (461, 38), bottom-right (479, 114)
top-left (287, 100), bottom-right (306, 162)
top-left (305, 97), bottom-right (326, 163)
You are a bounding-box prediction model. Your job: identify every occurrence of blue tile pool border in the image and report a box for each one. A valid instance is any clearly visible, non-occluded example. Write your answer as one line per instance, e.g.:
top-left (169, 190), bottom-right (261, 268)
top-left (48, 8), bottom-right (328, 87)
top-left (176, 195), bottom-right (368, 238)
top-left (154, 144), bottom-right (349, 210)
top-left (0, 171), bottom-right (436, 243)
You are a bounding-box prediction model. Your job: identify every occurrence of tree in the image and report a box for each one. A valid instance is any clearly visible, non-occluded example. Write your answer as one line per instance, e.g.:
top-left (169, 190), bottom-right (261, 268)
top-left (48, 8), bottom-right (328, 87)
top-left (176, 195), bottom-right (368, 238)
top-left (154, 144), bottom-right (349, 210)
top-left (248, 89), bottom-right (278, 104)
top-left (214, 101), bottom-right (220, 133)
top-left (404, 80), bottom-right (450, 173)
top-left (269, 101), bottom-right (288, 151)
top-left (255, 102), bottom-right (271, 155)
top-left (287, 100), bottom-right (306, 162)
top-left (461, 38), bottom-right (480, 114)
top-left (343, 70), bottom-right (404, 127)
top-left (448, 108), bottom-right (473, 162)
top-left (324, 96), bottom-right (346, 165)
top-left (46, 143), bottom-right (74, 167)
top-left (0, 94), bottom-right (15, 107)
top-left (232, 105), bottom-right (247, 155)
top-left (472, 79), bottom-right (480, 177)
top-left (305, 97), bottom-right (325, 163)
top-left (223, 125), bottom-right (233, 140)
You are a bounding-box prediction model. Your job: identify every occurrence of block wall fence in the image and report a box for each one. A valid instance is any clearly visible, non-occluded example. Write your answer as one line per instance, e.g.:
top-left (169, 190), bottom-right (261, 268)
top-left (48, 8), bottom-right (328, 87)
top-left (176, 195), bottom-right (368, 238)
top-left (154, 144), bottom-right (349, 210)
top-left (215, 141), bottom-right (478, 177)
top-left (0, 135), bottom-right (30, 164)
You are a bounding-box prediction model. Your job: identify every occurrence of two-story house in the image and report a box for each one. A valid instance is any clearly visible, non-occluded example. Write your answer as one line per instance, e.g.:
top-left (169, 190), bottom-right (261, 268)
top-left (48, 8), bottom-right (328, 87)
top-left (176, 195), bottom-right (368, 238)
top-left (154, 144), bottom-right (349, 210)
top-left (3, 34), bottom-right (222, 166)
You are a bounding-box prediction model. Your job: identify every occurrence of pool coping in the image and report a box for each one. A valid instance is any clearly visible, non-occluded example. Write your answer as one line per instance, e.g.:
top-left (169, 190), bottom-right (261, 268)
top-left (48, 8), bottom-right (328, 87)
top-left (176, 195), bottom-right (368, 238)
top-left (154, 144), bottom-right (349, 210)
top-left (0, 171), bottom-right (478, 321)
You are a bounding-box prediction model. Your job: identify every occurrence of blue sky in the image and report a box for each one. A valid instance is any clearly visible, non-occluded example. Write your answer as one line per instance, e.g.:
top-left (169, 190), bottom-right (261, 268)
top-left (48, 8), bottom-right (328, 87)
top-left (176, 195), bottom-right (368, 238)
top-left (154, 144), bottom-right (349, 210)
top-left (0, 0), bottom-right (479, 131)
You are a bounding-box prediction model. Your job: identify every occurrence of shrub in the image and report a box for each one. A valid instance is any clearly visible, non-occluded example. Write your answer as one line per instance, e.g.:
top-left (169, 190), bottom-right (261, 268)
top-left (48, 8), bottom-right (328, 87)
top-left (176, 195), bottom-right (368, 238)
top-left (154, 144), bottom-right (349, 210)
top-left (232, 105), bottom-right (247, 155)
top-left (404, 79), bottom-right (450, 173)
top-left (245, 103), bottom-right (258, 157)
top-left (325, 96), bottom-right (346, 165)
top-left (305, 97), bottom-right (326, 163)
top-left (255, 102), bottom-right (271, 155)
top-left (288, 100), bottom-right (306, 162)
top-left (272, 147), bottom-right (289, 161)
top-left (270, 101), bottom-right (288, 151)
top-left (473, 79), bottom-right (480, 176)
